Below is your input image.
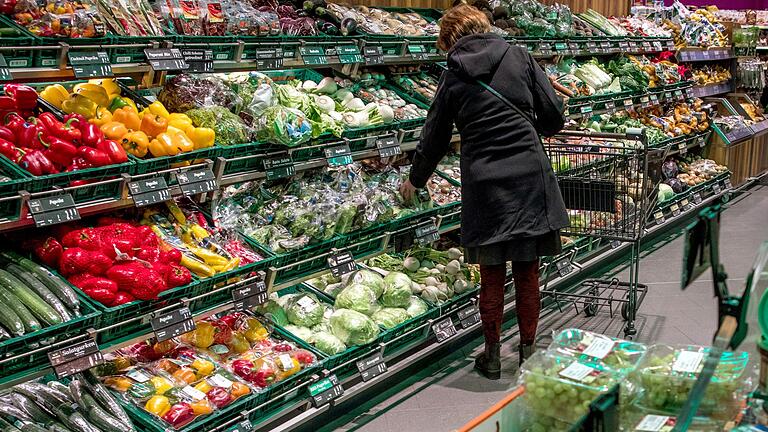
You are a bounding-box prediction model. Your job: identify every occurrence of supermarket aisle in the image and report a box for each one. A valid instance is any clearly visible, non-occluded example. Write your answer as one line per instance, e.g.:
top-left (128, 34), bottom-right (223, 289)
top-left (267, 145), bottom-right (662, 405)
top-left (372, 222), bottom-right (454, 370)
top-left (321, 185), bottom-right (768, 432)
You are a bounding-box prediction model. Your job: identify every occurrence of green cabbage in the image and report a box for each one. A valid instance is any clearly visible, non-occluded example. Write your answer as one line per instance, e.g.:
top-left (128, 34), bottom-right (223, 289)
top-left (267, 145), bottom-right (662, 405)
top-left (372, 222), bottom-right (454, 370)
top-left (346, 269), bottom-right (385, 298)
top-left (312, 331), bottom-right (347, 355)
top-left (372, 308), bottom-right (410, 329)
top-left (329, 309), bottom-right (380, 345)
top-left (334, 283), bottom-right (379, 316)
top-left (285, 293), bottom-right (325, 327)
top-left (284, 325), bottom-right (313, 342)
top-left (381, 272), bottom-right (413, 308)
top-left (405, 296), bottom-right (429, 318)
top-left (257, 300), bottom-right (288, 327)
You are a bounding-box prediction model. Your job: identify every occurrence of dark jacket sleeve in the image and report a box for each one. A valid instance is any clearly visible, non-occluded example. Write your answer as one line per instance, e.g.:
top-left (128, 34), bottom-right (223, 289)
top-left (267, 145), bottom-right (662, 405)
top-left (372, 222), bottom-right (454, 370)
top-left (409, 74), bottom-right (454, 188)
top-left (529, 53), bottom-right (566, 137)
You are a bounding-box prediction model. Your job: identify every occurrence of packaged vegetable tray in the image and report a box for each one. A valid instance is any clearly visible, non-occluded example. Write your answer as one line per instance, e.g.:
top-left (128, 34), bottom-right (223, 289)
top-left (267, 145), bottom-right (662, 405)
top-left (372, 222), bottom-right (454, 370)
top-left (548, 328), bottom-right (647, 373)
top-left (631, 344), bottom-right (752, 420)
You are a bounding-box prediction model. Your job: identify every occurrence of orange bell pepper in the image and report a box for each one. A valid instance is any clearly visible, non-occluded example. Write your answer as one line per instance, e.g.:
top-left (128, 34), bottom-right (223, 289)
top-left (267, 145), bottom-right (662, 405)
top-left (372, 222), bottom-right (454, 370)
top-left (121, 130), bottom-right (150, 158)
top-left (141, 114), bottom-right (169, 138)
top-left (189, 399), bottom-right (213, 416)
top-left (172, 368), bottom-right (197, 384)
top-left (231, 382), bottom-right (250, 398)
top-left (101, 121), bottom-right (129, 141)
top-left (112, 106), bottom-right (141, 131)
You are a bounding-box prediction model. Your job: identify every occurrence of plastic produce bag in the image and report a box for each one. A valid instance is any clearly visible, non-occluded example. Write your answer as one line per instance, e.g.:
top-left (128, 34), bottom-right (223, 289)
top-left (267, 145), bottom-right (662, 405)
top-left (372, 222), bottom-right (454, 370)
top-left (311, 331), bottom-right (347, 355)
top-left (345, 269), bottom-right (385, 299)
top-left (329, 308), bottom-right (380, 345)
top-left (547, 328), bottom-right (647, 373)
top-left (186, 106), bottom-right (252, 146)
top-left (381, 272), bottom-right (413, 308)
top-left (334, 283), bottom-right (379, 316)
top-left (159, 74), bottom-right (243, 113)
top-left (372, 307), bottom-right (409, 329)
top-left (254, 105), bottom-right (313, 146)
top-left (405, 296), bottom-right (429, 318)
top-left (285, 292), bottom-right (325, 327)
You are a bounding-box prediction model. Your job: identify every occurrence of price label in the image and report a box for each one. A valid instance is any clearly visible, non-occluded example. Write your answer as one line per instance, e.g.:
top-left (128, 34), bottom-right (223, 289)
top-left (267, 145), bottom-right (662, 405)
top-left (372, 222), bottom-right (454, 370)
top-left (556, 258), bottom-right (572, 277)
top-left (228, 420), bottom-right (254, 432)
top-left (670, 203), bottom-right (680, 217)
top-left (300, 46), bottom-right (328, 65)
top-left (363, 46), bottom-right (384, 65)
top-left (674, 90), bottom-right (684, 100)
top-left (128, 177), bottom-right (171, 207)
top-left (554, 42), bottom-right (568, 52)
top-left (432, 316), bottom-right (457, 342)
top-left (680, 198), bottom-right (690, 210)
top-left (724, 178), bottom-right (732, 190)
top-left (232, 280), bottom-right (268, 311)
top-left (251, 48), bottom-right (284, 70)
top-left (309, 374), bottom-right (343, 408)
top-left (702, 50), bottom-right (711, 59)
top-left (712, 183), bottom-right (722, 194)
top-left (415, 221), bottom-right (439, 245)
top-left (457, 304), bottom-right (480, 329)
top-left (628, 41), bottom-right (639, 51)
top-left (356, 353), bottom-right (387, 382)
top-left (563, 108), bottom-right (570, 118)
top-left (327, 250), bottom-right (356, 278)
top-left (678, 141), bottom-right (687, 154)
top-left (692, 192), bottom-right (702, 204)
top-left (263, 155), bottom-right (295, 180)
top-left (666, 40), bottom-right (676, 50)
top-left (610, 240), bottom-right (621, 249)
top-left (697, 135), bottom-right (706, 147)
top-left (0, 54), bottom-right (11, 81)
top-left (536, 42), bottom-right (552, 55)
top-left (150, 306), bottom-right (196, 342)
top-left (686, 88), bottom-right (694, 98)
top-left (182, 49), bottom-right (214, 73)
top-left (619, 41), bottom-right (629, 50)
top-left (600, 41), bottom-right (612, 52)
top-left (27, 194), bottom-right (80, 227)
top-left (624, 99), bottom-right (634, 108)
top-left (653, 211), bottom-right (666, 225)
top-left (586, 41), bottom-right (598, 52)
top-left (47, 336), bottom-right (104, 379)
top-left (177, 167), bottom-right (217, 196)
top-left (407, 44), bottom-right (429, 61)
top-left (635, 415), bottom-right (672, 432)
top-left (325, 144), bottom-right (353, 167)
top-left (649, 94), bottom-right (659, 104)
top-left (568, 42), bottom-right (580, 54)
top-left (145, 48), bottom-right (188, 71)
top-left (640, 96), bottom-right (650, 108)
top-left (604, 101), bottom-right (615, 112)
top-left (68, 51), bottom-right (113, 78)
top-left (337, 45), bottom-right (362, 64)
top-left (642, 41), bottom-right (652, 51)
top-left (376, 135), bottom-right (401, 158)
top-left (653, 41), bottom-right (663, 51)
top-left (580, 105), bottom-right (593, 115)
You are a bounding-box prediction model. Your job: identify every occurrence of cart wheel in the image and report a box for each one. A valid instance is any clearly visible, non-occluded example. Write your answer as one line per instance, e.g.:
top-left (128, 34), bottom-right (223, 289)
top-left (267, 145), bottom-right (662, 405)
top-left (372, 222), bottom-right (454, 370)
top-left (621, 303), bottom-right (630, 321)
top-left (585, 302), bottom-right (597, 317)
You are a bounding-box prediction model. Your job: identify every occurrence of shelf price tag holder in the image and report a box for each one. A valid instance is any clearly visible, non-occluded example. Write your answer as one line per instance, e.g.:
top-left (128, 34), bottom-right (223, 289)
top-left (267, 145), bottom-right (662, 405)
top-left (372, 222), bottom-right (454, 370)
top-left (610, 240), bottom-right (621, 249)
top-left (328, 250), bottom-right (356, 278)
top-left (670, 203), bottom-right (681, 217)
top-left (536, 42), bottom-right (552, 55)
top-left (252, 48), bottom-right (284, 70)
top-left (48, 335), bottom-right (104, 379)
top-left (603, 100), bottom-right (615, 113)
top-left (407, 44), bottom-right (429, 61)
top-left (692, 192), bottom-right (702, 204)
top-left (363, 46), bottom-right (384, 65)
top-left (457, 304), bottom-right (480, 329)
top-left (68, 51), bottom-right (113, 78)
top-left (599, 41), bottom-right (612, 53)
top-left (232, 280), bottom-right (268, 311)
top-left (337, 45), bottom-right (362, 64)
top-left (300, 46), bottom-right (328, 65)
top-left (623, 99), bottom-right (634, 109)
top-left (27, 194), bottom-right (80, 228)
top-left (568, 42), bottom-right (580, 54)
top-left (376, 135), bottom-right (401, 158)
top-left (640, 96), bottom-right (650, 108)
top-left (325, 143), bottom-right (353, 167)
top-left (554, 42), bottom-right (568, 53)
top-left (678, 141), bottom-right (687, 155)
top-left (228, 420), bottom-right (254, 432)
top-left (129, 177), bottom-right (171, 207)
top-left (176, 167), bottom-right (217, 197)
top-left (433, 316), bottom-right (457, 343)
top-left (712, 183), bottom-right (722, 195)
top-left (680, 198), bottom-right (690, 211)
top-left (555, 258), bottom-right (572, 277)
top-left (182, 49), bottom-right (214, 73)
top-left (415, 221), bottom-right (439, 245)
top-left (144, 48), bottom-right (188, 72)
top-left (151, 306), bottom-right (196, 342)
top-left (0, 55), bottom-right (11, 81)
top-left (653, 210), bottom-right (666, 225)
top-left (309, 374), bottom-right (344, 408)
top-left (723, 178), bottom-right (732, 190)
top-left (357, 353), bottom-right (387, 382)
top-left (263, 154), bottom-right (295, 180)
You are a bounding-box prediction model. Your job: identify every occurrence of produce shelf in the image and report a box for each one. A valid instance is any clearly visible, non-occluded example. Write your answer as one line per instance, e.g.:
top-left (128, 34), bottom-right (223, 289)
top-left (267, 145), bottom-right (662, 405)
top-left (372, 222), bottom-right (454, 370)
top-left (564, 81), bottom-right (695, 120)
top-left (677, 47), bottom-right (734, 62)
top-left (690, 81), bottom-right (734, 98)
top-left (648, 171), bottom-right (732, 228)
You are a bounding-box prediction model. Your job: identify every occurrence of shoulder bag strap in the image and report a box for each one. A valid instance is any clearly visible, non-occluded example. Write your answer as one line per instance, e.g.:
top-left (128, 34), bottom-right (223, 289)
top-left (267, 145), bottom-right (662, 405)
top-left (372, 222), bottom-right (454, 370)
top-left (476, 80), bottom-right (537, 128)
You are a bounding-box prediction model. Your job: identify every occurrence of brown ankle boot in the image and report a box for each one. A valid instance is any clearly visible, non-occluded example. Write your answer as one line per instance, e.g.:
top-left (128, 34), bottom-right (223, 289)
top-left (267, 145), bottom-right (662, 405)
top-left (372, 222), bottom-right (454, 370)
top-left (474, 343), bottom-right (501, 380)
top-left (518, 342), bottom-right (536, 366)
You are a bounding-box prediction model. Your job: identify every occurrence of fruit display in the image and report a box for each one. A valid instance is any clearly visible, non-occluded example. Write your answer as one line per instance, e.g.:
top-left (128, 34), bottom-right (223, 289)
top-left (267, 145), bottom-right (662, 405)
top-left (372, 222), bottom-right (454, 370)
top-left (0, 371), bottom-right (138, 431)
top-left (739, 101), bottom-right (765, 122)
top-left (548, 328), bottom-right (647, 373)
top-left (6, 0), bottom-right (106, 37)
top-left (631, 344), bottom-right (752, 419)
top-left (610, 15), bottom-right (671, 37)
top-left (436, 154), bottom-right (461, 184)
top-left (427, 174), bottom-right (460, 206)
top-left (662, 3), bottom-right (728, 48)
top-left (321, 3), bottom-right (438, 37)
top-left (389, 71), bottom-right (438, 103)
top-left (690, 65), bottom-right (731, 85)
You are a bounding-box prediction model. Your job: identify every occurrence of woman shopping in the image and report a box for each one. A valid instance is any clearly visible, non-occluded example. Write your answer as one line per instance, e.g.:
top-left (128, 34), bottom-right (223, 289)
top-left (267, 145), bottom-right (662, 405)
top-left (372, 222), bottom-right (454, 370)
top-left (400, 4), bottom-right (569, 380)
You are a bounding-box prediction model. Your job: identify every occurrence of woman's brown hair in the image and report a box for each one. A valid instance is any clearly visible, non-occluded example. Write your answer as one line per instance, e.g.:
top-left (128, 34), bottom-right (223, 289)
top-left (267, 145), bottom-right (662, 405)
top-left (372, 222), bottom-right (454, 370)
top-left (437, 4), bottom-right (492, 52)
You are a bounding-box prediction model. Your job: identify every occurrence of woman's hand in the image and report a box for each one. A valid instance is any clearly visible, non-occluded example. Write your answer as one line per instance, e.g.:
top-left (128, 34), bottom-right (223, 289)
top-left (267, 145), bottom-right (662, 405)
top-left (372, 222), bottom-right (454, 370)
top-left (399, 179), bottom-right (417, 204)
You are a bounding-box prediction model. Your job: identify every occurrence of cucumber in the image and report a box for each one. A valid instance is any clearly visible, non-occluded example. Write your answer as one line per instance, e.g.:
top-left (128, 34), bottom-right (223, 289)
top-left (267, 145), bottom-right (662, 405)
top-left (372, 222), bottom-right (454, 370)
top-left (8, 393), bottom-right (55, 427)
top-left (0, 417), bottom-right (21, 432)
top-left (6, 265), bottom-right (72, 322)
top-left (48, 423), bottom-right (73, 432)
top-left (0, 270), bottom-right (61, 327)
top-left (23, 384), bottom-right (69, 407)
top-left (81, 372), bottom-right (132, 429)
top-left (79, 394), bottom-right (128, 432)
top-left (0, 401), bottom-right (32, 422)
top-left (19, 422), bottom-right (48, 432)
top-left (0, 297), bottom-right (23, 336)
top-left (53, 406), bottom-right (99, 432)
top-left (45, 382), bottom-right (72, 403)
top-left (67, 381), bottom-right (85, 409)
top-left (0, 288), bottom-right (39, 333)
top-left (0, 254), bottom-right (79, 313)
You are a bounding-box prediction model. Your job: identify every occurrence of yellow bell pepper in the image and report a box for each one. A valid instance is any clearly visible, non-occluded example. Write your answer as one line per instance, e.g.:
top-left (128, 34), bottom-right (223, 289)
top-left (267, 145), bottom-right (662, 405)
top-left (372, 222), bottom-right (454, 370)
top-left (101, 122), bottom-right (129, 141)
top-left (193, 381), bottom-right (212, 395)
top-left (121, 131), bottom-right (150, 158)
top-left (61, 94), bottom-right (97, 118)
top-left (89, 78), bottom-right (120, 98)
top-left (191, 358), bottom-right (215, 377)
top-left (148, 132), bottom-right (180, 157)
top-left (89, 107), bottom-right (113, 127)
top-left (148, 101), bottom-right (170, 119)
top-left (150, 376), bottom-right (174, 395)
top-left (167, 113), bottom-right (195, 135)
top-left (145, 395), bottom-right (171, 417)
top-left (112, 106), bottom-right (141, 131)
top-left (40, 84), bottom-right (69, 109)
top-left (174, 131), bottom-right (195, 153)
top-left (73, 83), bottom-right (110, 108)
top-left (187, 127), bottom-right (215, 149)
top-left (189, 399), bottom-right (214, 416)
top-left (211, 257), bottom-right (240, 273)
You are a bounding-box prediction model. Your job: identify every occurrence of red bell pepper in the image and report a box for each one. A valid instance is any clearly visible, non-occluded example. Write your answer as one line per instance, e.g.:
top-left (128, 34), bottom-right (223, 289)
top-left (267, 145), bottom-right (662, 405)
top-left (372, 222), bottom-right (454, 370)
top-left (206, 387), bottom-right (232, 408)
top-left (76, 146), bottom-right (111, 167)
top-left (34, 237), bottom-right (64, 267)
top-left (4, 112), bottom-right (24, 138)
top-left (0, 96), bottom-right (15, 119)
top-left (4, 84), bottom-right (37, 111)
top-left (17, 120), bottom-right (41, 149)
top-left (0, 0), bottom-right (17, 15)
top-left (81, 122), bottom-right (103, 148)
top-left (0, 139), bottom-right (19, 161)
top-left (37, 113), bottom-right (82, 143)
top-left (39, 132), bottom-right (77, 166)
top-left (96, 139), bottom-right (128, 163)
top-left (161, 403), bottom-right (195, 428)
top-left (0, 126), bottom-right (15, 143)
top-left (19, 149), bottom-right (55, 176)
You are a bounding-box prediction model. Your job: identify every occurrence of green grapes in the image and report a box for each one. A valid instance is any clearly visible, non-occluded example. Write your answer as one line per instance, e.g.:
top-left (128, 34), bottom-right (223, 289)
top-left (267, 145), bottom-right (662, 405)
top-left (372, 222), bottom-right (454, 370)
top-left (550, 329), bottom-right (646, 373)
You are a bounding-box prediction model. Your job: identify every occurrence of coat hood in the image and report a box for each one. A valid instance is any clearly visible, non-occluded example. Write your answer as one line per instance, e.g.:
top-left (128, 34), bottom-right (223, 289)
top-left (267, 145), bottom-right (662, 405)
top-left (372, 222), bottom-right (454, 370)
top-left (447, 33), bottom-right (511, 80)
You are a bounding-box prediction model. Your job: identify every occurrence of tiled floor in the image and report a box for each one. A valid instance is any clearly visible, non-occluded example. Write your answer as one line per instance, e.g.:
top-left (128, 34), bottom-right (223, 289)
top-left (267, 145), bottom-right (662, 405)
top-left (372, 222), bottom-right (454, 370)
top-left (320, 185), bottom-right (768, 432)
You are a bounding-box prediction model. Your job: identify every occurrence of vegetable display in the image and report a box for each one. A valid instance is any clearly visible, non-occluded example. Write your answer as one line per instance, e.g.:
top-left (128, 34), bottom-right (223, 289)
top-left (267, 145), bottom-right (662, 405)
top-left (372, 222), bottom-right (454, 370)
top-left (322, 4), bottom-right (438, 37)
top-left (661, 3), bottom-right (728, 48)
top-left (547, 328), bottom-right (647, 373)
top-left (8, 0), bottom-right (106, 37)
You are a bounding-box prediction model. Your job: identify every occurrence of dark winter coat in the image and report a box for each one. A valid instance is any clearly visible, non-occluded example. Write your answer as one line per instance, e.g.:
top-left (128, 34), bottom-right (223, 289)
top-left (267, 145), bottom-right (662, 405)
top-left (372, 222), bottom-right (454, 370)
top-left (409, 33), bottom-right (570, 247)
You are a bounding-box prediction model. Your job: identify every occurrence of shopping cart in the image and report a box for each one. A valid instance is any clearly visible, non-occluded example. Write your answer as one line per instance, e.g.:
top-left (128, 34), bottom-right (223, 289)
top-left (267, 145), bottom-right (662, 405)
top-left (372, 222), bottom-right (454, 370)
top-left (540, 129), bottom-right (651, 337)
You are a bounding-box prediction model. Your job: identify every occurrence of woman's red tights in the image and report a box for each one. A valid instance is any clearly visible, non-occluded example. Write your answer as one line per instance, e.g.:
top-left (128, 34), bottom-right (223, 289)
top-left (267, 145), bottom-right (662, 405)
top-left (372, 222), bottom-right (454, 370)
top-left (478, 261), bottom-right (540, 345)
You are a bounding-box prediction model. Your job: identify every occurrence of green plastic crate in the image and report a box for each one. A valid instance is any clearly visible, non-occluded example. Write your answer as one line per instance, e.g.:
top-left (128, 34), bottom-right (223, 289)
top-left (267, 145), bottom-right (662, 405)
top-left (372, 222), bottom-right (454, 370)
top-left (0, 16), bottom-right (35, 68)
top-left (108, 34), bottom-right (167, 64)
top-left (171, 34), bottom-right (239, 61)
top-left (129, 146), bottom-right (223, 177)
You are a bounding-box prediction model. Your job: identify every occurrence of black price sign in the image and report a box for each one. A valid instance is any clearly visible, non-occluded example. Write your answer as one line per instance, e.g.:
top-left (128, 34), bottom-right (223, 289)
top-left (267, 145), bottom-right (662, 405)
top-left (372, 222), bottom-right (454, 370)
top-left (712, 183), bottom-right (722, 194)
top-left (264, 155), bottom-right (295, 180)
top-left (407, 44), bottom-right (429, 61)
top-left (432, 316), bottom-right (457, 343)
top-left (670, 203), bottom-right (681, 217)
top-left (356, 353), bottom-right (387, 382)
top-left (228, 420), bottom-right (254, 432)
top-left (610, 240), bottom-right (621, 249)
top-left (536, 42), bottom-right (552, 55)
top-left (680, 198), bottom-right (690, 210)
top-left (309, 374), bottom-right (344, 408)
top-left (337, 45), bottom-right (362, 64)
top-left (363, 46), bottom-right (384, 65)
top-left (128, 177), bottom-right (171, 207)
top-left (177, 167), bottom-right (217, 196)
top-left (678, 141), bottom-right (687, 154)
top-left (556, 258), bottom-right (572, 277)
top-left (300, 46), bottom-right (328, 65)
top-left (624, 99), bottom-right (634, 108)
top-left (415, 221), bottom-right (439, 245)
top-left (640, 96), bottom-right (650, 108)
top-left (376, 135), bottom-right (401, 158)
top-left (653, 210), bottom-right (666, 225)
top-left (328, 251), bottom-right (356, 278)
top-left (325, 144), bottom-right (353, 167)
top-left (28, 194), bottom-right (81, 227)
top-left (0, 54), bottom-right (11, 81)
top-left (182, 49), bottom-right (214, 73)
top-left (604, 101), bottom-right (615, 112)
top-left (68, 51), bottom-right (113, 78)
top-left (232, 280), bottom-right (268, 311)
top-left (724, 178), bottom-right (732, 190)
top-left (145, 48), bottom-right (188, 71)
top-left (48, 336), bottom-right (104, 379)
top-left (568, 42), bottom-right (580, 54)
top-left (692, 192), bottom-right (702, 204)
top-left (599, 41), bottom-right (612, 52)
top-left (251, 48), bottom-right (284, 70)
top-left (586, 41), bottom-right (598, 52)
top-left (457, 304), bottom-right (480, 329)
top-left (150, 306), bottom-right (196, 342)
